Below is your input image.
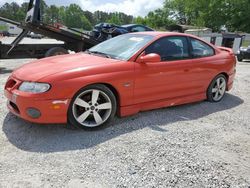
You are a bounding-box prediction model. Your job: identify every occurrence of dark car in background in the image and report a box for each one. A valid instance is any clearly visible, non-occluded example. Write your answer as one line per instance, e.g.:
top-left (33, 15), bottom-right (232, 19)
top-left (27, 32), bottom-right (43, 39)
top-left (92, 23), bottom-right (128, 41)
top-left (0, 30), bottom-right (10, 37)
top-left (237, 46), bottom-right (250, 61)
top-left (121, 24), bottom-right (154, 32)
top-left (92, 23), bottom-right (154, 41)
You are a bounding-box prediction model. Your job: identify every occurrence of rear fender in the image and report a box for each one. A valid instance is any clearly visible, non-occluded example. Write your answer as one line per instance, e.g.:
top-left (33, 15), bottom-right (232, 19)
top-left (217, 46), bottom-right (234, 55)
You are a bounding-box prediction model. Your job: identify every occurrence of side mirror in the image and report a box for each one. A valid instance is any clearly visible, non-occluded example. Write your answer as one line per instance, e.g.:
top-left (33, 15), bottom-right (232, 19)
top-left (137, 53), bottom-right (161, 63)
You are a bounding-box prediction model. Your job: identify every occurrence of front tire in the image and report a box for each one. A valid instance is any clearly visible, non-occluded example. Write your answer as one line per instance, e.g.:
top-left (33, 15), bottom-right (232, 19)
top-left (207, 74), bottom-right (227, 102)
top-left (68, 84), bottom-right (117, 129)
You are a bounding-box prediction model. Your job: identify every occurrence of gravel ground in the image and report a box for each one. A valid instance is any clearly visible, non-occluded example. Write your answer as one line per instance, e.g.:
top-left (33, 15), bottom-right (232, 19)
top-left (0, 37), bottom-right (64, 44)
top-left (0, 59), bottom-right (250, 188)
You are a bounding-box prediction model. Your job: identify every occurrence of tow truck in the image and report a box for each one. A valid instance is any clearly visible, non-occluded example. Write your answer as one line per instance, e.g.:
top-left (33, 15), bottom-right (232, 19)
top-left (0, 0), bottom-right (102, 59)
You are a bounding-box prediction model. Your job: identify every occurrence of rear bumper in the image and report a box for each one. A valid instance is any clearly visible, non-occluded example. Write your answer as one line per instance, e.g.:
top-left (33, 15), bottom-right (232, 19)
top-left (4, 88), bottom-right (70, 124)
top-left (227, 69), bottom-right (236, 91)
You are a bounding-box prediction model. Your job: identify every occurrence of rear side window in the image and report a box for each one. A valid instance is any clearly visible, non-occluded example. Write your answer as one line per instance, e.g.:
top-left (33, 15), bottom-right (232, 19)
top-left (190, 38), bottom-right (215, 58)
top-left (145, 36), bottom-right (189, 61)
top-left (131, 26), bottom-right (147, 32)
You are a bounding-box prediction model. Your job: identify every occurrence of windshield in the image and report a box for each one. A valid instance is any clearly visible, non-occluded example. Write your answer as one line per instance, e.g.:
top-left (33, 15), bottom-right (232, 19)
top-left (89, 34), bottom-right (154, 60)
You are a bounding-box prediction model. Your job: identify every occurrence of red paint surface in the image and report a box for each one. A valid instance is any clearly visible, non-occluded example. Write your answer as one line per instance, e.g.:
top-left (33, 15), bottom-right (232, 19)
top-left (4, 32), bottom-right (237, 124)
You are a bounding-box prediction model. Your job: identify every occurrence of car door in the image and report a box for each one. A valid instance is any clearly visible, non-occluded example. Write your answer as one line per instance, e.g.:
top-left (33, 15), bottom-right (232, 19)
top-left (187, 37), bottom-right (218, 94)
top-left (133, 36), bottom-right (213, 104)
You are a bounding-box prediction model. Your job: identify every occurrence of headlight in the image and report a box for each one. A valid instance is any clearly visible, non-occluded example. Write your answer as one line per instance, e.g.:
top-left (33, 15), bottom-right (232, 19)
top-left (19, 82), bottom-right (51, 93)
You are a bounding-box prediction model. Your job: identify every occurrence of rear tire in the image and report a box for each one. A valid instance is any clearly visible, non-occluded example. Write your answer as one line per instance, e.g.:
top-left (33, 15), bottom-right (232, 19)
top-left (207, 74), bottom-right (227, 102)
top-left (68, 84), bottom-right (117, 129)
top-left (45, 47), bottom-right (69, 57)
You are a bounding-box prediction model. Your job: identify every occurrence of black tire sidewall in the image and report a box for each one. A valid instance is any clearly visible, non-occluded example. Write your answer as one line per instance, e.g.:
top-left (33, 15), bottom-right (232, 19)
top-left (207, 74), bottom-right (227, 102)
top-left (237, 56), bottom-right (243, 62)
top-left (45, 47), bottom-right (69, 57)
top-left (67, 84), bottom-right (117, 129)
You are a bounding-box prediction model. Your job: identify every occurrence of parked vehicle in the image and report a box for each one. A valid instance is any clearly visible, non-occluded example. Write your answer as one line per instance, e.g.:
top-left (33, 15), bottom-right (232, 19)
top-left (27, 32), bottom-right (43, 39)
top-left (121, 24), bottom-right (154, 32)
top-left (4, 32), bottom-right (237, 129)
top-left (0, 30), bottom-right (10, 37)
top-left (7, 23), bottom-right (22, 36)
top-left (237, 45), bottom-right (250, 61)
top-left (92, 23), bottom-right (153, 41)
top-left (92, 23), bottom-right (129, 41)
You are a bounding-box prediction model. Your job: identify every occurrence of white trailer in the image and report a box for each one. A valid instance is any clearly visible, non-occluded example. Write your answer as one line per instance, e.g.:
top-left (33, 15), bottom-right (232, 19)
top-left (7, 23), bottom-right (22, 36)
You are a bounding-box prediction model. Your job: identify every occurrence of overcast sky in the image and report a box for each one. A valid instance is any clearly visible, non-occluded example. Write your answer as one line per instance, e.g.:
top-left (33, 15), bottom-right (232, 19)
top-left (0, 0), bottom-right (164, 16)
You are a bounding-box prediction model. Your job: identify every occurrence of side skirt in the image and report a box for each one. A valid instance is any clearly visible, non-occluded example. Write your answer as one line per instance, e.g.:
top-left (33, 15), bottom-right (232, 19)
top-left (119, 93), bottom-right (206, 117)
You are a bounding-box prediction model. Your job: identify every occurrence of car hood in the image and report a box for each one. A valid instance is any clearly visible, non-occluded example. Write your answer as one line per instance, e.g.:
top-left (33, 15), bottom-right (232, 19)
top-left (12, 53), bottom-right (121, 81)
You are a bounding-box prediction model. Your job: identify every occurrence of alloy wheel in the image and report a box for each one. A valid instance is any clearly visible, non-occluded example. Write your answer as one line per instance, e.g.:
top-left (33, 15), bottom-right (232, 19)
top-left (211, 77), bottom-right (226, 101)
top-left (72, 89), bottom-right (112, 127)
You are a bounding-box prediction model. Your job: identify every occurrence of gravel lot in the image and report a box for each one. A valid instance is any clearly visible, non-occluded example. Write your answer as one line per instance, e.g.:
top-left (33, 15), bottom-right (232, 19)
top-left (0, 58), bottom-right (250, 188)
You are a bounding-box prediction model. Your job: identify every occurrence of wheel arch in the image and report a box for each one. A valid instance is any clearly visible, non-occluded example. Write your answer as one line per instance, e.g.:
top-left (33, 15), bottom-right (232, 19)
top-left (220, 72), bottom-right (229, 80)
top-left (207, 72), bottom-right (229, 93)
top-left (219, 72), bottom-right (229, 90)
top-left (102, 83), bottom-right (120, 106)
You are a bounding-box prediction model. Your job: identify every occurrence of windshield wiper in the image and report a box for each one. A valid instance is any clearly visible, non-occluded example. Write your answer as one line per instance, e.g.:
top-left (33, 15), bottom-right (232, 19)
top-left (86, 50), bottom-right (112, 58)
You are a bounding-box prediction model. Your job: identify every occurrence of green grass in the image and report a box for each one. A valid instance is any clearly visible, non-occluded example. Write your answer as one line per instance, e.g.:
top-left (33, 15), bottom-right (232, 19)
top-left (242, 40), bottom-right (250, 47)
top-left (0, 25), bottom-right (7, 31)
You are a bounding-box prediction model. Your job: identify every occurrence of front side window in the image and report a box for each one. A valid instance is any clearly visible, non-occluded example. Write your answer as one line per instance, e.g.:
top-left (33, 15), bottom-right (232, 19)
top-left (190, 38), bottom-right (215, 58)
top-left (145, 36), bottom-right (189, 61)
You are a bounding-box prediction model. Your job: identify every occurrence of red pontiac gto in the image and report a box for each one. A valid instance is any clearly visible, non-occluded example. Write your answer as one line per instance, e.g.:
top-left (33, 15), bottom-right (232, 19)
top-left (4, 32), bottom-right (237, 128)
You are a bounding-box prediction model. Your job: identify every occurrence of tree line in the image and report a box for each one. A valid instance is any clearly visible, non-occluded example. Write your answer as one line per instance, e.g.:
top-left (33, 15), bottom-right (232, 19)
top-left (0, 1), bottom-right (133, 30)
top-left (0, 0), bottom-right (250, 33)
top-left (136, 0), bottom-right (250, 33)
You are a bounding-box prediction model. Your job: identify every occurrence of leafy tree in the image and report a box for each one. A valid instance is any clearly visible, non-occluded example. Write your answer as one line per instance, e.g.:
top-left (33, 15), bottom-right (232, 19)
top-left (134, 7), bottom-right (174, 29)
top-left (93, 11), bottom-right (109, 23)
top-left (43, 5), bottom-right (60, 24)
top-left (118, 13), bottom-right (133, 25)
top-left (1, 0), bottom-right (250, 33)
top-left (146, 8), bottom-right (174, 29)
top-left (134, 16), bottom-right (147, 25)
top-left (0, 1), bottom-right (134, 30)
top-left (165, 0), bottom-right (250, 32)
top-left (83, 10), bottom-right (96, 25)
top-left (0, 2), bottom-right (21, 21)
top-left (224, 0), bottom-right (250, 32)
top-left (64, 4), bottom-right (92, 30)
top-left (107, 13), bottom-right (122, 25)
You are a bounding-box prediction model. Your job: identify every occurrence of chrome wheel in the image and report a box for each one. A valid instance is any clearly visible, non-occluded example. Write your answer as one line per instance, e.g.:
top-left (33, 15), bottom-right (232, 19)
top-left (72, 89), bottom-right (112, 127)
top-left (211, 77), bottom-right (226, 101)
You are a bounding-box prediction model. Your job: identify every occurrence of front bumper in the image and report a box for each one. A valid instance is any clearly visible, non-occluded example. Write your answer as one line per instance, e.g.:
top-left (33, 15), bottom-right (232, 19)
top-left (4, 77), bottom-right (70, 124)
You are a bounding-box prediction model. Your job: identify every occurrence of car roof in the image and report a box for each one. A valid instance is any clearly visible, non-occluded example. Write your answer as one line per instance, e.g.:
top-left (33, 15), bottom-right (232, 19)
top-left (130, 31), bottom-right (193, 37)
top-left (129, 31), bottom-right (215, 48)
top-left (121, 24), bottom-right (138, 27)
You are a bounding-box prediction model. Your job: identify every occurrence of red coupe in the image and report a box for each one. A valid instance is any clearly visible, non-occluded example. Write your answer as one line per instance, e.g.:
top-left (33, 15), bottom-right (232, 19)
top-left (4, 32), bottom-right (237, 128)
